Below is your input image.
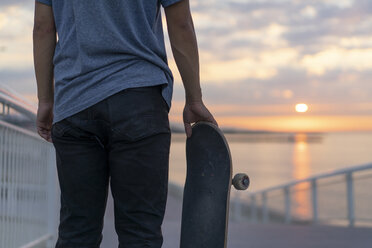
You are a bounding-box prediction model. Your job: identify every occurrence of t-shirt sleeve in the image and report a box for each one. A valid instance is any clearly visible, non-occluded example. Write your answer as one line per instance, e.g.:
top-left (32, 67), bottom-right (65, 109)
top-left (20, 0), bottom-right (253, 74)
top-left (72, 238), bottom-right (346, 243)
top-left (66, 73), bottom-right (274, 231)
top-left (36, 0), bottom-right (52, 6)
top-left (160, 0), bottom-right (183, 8)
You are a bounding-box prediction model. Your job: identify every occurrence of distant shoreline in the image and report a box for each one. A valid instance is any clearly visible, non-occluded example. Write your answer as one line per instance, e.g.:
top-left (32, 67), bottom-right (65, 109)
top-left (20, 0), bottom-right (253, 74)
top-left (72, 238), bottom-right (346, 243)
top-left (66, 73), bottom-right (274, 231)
top-left (170, 124), bottom-right (325, 135)
top-left (170, 130), bottom-right (325, 143)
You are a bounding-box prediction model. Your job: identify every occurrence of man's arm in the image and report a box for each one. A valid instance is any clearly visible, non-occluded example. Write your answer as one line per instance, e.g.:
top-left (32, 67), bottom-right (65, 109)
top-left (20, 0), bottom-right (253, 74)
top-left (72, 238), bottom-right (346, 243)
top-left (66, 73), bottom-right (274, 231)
top-left (164, 0), bottom-right (218, 137)
top-left (33, 2), bottom-right (56, 142)
top-left (33, 2), bottom-right (56, 103)
top-left (164, 0), bottom-right (201, 103)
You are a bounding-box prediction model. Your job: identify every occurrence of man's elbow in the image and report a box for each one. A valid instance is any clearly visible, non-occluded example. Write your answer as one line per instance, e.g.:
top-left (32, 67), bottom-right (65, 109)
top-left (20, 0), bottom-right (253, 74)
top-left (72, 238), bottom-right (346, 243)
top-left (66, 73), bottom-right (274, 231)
top-left (174, 19), bottom-right (194, 32)
top-left (33, 21), bottom-right (56, 37)
top-left (168, 17), bottom-right (195, 40)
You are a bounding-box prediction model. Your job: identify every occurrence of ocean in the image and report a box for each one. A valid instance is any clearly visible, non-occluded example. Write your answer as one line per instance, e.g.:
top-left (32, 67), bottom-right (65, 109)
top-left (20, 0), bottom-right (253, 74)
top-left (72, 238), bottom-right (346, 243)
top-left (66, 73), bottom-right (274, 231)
top-left (168, 131), bottom-right (372, 224)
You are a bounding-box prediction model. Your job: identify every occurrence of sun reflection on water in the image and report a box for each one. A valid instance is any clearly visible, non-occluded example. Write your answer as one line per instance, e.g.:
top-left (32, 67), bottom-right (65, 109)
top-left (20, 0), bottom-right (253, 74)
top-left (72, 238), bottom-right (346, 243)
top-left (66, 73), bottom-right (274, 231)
top-left (292, 133), bottom-right (311, 219)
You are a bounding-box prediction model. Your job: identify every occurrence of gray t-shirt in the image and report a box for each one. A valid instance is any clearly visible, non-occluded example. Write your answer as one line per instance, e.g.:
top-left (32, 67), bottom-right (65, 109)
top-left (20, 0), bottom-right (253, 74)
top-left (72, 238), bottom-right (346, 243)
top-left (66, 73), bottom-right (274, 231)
top-left (36, 0), bottom-right (182, 124)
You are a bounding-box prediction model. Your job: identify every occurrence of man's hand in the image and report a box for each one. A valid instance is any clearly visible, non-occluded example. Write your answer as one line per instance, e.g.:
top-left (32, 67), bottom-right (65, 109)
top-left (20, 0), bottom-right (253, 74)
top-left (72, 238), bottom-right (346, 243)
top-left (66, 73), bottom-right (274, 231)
top-left (36, 102), bottom-right (53, 143)
top-left (183, 101), bottom-right (218, 138)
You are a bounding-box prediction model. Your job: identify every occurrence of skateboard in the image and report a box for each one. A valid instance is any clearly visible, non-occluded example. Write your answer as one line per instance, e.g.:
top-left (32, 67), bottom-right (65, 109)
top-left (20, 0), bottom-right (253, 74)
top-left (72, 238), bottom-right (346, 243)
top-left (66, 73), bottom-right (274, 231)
top-left (180, 121), bottom-right (250, 248)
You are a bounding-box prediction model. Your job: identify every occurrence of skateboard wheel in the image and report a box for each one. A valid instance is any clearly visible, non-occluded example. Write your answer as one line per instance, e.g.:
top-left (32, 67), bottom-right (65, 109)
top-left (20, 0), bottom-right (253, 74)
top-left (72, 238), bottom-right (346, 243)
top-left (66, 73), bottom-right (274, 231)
top-left (232, 173), bottom-right (250, 190)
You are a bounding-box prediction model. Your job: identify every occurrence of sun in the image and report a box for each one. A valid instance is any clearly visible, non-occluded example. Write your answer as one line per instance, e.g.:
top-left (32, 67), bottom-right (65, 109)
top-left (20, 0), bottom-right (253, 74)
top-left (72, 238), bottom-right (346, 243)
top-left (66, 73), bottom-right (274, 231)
top-left (295, 103), bottom-right (308, 113)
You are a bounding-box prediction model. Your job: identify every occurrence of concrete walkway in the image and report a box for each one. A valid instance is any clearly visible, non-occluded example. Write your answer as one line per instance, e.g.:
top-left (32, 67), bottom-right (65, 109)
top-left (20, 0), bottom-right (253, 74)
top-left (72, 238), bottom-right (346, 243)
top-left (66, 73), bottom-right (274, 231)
top-left (102, 187), bottom-right (372, 248)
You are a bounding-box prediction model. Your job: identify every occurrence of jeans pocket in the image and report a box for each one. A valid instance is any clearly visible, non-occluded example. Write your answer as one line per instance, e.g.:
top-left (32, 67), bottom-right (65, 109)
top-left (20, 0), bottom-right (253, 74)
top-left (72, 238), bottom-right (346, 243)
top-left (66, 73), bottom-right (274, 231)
top-left (113, 111), bottom-right (170, 142)
top-left (52, 117), bottom-right (94, 140)
top-left (52, 119), bottom-right (75, 137)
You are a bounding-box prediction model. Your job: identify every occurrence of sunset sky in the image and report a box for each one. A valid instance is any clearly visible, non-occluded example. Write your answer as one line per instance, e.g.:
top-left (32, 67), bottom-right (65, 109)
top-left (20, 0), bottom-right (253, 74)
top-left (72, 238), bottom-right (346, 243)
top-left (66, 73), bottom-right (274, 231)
top-left (1, 0), bottom-right (372, 132)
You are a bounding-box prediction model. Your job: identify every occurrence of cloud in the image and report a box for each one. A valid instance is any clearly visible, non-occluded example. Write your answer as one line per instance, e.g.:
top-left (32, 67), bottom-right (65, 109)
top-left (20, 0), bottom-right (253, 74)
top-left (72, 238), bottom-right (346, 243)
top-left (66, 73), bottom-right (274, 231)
top-left (301, 47), bottom-right (372, 75)
top-left (0, 6), bottom-right (33, 38)
top-left (169, 67), bottom-right (372, 109)
top-left (196, 47), bottom-right (299, 82)
top-left (188, 0), bottom-right (372, 54)
top-left (0, 0), bottom-right (33, 9)
top-left (0, 6), bottom-right (34, 69)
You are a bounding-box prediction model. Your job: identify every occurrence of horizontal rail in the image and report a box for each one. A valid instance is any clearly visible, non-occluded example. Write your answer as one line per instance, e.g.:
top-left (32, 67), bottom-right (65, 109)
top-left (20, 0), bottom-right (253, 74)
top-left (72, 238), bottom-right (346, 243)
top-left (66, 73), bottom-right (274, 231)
top-left (249, 162), bottom-right (372, 195)
top-left (235, 162), bottom-right (372, 227)
top-left (0, 87), bottom-right (37, 121)
top-left (0, 119), bottom-right (43, 141)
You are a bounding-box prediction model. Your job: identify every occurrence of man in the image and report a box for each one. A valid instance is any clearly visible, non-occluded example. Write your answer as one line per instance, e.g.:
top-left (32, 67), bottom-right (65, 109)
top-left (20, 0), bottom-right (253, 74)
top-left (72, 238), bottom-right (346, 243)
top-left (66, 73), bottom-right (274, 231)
top-left (33, 0), bottom-right (217, 247)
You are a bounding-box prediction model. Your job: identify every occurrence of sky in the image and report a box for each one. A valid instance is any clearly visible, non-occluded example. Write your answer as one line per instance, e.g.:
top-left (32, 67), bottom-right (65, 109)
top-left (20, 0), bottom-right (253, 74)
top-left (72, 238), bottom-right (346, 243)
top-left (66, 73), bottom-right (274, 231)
top-left (0, 0), bottom-right (372, 132)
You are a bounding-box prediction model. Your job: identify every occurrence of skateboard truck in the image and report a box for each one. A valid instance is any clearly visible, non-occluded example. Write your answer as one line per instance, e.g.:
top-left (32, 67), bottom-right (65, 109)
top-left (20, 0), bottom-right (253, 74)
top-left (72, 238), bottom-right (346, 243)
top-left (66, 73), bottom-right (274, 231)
top-left (232, 173), bottom-right (250, 190)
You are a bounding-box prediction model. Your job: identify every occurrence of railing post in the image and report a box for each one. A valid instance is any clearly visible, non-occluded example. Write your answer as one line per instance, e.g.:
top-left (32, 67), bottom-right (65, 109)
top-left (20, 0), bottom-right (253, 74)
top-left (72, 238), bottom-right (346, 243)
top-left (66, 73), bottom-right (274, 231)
top-left (346, 172), bottom-right (355, 227)
top-left (262, 192), bottom-right (268, 223)
top-left (250, 195), bottom-right (257, 223)
top-left (0, 126), bottom-right (4, 248)
top-left (284, 186), bottom-right (291, 223)
top-left (311, 179), bottom-right (318, 224)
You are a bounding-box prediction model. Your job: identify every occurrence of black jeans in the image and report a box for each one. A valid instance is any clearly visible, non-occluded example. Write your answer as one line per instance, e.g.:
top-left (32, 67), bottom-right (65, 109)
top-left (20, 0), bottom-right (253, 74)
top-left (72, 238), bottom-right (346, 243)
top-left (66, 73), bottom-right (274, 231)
top-left (51, 85), bottom-right (171, 248)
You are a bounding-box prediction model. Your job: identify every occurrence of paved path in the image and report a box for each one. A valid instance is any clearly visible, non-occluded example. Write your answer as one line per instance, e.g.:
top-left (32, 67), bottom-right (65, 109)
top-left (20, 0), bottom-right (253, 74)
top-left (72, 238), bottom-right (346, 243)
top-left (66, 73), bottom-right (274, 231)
top-left (102, 187), bottom-right (372, 248)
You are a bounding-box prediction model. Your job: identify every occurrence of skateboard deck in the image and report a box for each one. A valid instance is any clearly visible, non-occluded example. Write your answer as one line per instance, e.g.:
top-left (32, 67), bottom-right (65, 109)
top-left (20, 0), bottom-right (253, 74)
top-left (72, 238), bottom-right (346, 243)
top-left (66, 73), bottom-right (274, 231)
top-left (180, 121), bottom-right (233, 248)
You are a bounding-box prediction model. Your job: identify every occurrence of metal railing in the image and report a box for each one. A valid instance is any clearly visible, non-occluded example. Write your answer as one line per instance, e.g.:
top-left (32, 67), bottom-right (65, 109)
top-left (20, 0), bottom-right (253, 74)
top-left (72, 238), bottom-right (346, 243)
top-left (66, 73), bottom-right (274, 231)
top-left (231, 162), bottom-right (372, 227)
top-left (0, 97), bottom-right (59, 247)
top-left (0, 85), bottom-right (37, 121)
